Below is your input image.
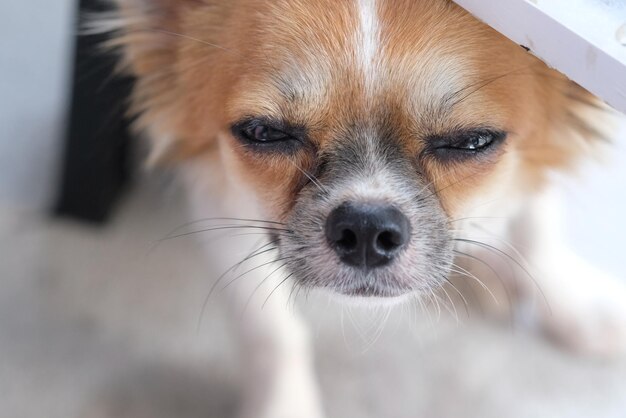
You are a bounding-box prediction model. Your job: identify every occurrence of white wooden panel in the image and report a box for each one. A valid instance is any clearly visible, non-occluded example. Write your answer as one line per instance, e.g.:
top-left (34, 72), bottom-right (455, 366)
top-left (453, 0), bottom-right (626, 114)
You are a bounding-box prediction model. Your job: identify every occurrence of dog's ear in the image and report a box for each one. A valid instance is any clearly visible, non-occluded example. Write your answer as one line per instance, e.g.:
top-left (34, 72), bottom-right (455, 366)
top-left (518, 70), bottom-right (618, 187)
top-left (107, 0), bottom-right (201, 74)
top-left (96, 0), bottom-right (208, 162)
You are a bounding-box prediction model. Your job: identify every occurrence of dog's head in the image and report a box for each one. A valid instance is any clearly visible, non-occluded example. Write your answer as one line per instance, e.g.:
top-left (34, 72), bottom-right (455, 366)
top-left (110, 0), bottom-right (608, 298)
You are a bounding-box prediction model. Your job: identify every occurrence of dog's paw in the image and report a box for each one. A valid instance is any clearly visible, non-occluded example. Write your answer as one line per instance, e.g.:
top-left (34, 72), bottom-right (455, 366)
top-left (538, 252), bottom-right (626, 357)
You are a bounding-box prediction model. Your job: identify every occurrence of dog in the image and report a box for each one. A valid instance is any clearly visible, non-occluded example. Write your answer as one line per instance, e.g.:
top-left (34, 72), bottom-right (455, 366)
top-left (99, 0), bottom-right (626, 416)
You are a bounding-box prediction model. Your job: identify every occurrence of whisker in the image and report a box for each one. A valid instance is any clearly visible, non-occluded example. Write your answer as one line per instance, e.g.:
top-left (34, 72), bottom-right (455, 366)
top-left (427, 288), bottom-right (442, 322)
top-left (207, 242), bottom-right (279, 296)
top-left (159, 224), bottom-right (292, 243)
top-left (443, 276), bottom-right (470, 318)
top-left (446, 66), bottom-right (536, 109)
top-left (227, 232), bottom-right (285, 239)
top-left (148, 223), bottom-right (289, 255)
top-left (147, 28), bottom-right (242, 56)
top-left (453, 249), bottom-right (513, 310)
top-left (286, 279), bottom-right (301, 311)
top-left (415, 172), bottom-right (480, 204)
top-left (197, 240), bottom-right (280, 331)
top-left (262, 272), bottom-right (295, 309)
top-left (241, 262), bottom-right (291, 317)
top-left (448, 216), bottom-right (507, 224)
top-left (360, 306), bottom-right (393, 353)
top-left (411, 170), bottom-right (457, 203)
top-left (221, 255), bottom-right (293, 292)
top-left (415, 292), bottom-right (434, 328)
top-left (286, 158), bottom-right (328, 194)
top-left (412, 177), bottom-right (438, 201)
top-left (453, 238), bottom-right (550, 314)
top-left (436, 289), bottom-right (459, 324)
top-left (291, 282), bottom-right (306, 311)
top-left (450, 264), bottom-right (500, 306)
top-left (164, 216), bottom-right (287, 239)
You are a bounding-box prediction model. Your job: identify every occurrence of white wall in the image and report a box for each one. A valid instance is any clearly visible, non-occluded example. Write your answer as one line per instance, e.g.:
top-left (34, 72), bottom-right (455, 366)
top-left (0, 0), bottom-right (75, 211)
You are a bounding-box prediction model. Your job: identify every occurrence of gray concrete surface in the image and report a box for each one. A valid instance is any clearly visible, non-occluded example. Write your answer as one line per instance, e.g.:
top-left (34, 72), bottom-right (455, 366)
top-left (2, 176), bottom-right (626, 418)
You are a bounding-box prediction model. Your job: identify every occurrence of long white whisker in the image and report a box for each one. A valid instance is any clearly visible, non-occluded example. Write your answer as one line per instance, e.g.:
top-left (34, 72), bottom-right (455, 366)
top-left (286, 158), bottom-right (328, 194)
top-left (439, 286), bottom-right (459, 325)
top-left (450, 264), bottom-right (499, 306)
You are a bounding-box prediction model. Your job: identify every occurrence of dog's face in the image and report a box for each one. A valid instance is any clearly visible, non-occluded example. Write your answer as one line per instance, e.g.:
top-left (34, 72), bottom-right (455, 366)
top-left (113, 0), bottom-right (603, 298)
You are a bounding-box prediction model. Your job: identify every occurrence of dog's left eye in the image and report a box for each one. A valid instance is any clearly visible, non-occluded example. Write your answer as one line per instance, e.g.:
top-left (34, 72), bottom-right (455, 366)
top-left (428, 129), bottom-right (506, 160)
top-left (451, 131), bottom-right (496, 151)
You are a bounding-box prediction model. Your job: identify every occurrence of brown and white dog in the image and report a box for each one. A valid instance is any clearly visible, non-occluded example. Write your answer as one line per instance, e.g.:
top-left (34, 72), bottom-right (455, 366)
top-left (101, 0), bottom-right (626, 416)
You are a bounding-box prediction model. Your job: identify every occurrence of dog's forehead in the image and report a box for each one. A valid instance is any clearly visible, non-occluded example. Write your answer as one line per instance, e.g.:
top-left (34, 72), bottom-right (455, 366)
top-left (234, 0), bottom-right (489, 128)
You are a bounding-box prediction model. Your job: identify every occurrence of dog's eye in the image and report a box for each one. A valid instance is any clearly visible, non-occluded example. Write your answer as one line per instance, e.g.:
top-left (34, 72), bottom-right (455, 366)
top-left (450, 131), bottom-right (496, 151)
top-left (243, 124), bottom-right (291, 142)
top-left (232, 118), bottom-right (305, 154)
top-left (428, 129), bottom-right (506, 161)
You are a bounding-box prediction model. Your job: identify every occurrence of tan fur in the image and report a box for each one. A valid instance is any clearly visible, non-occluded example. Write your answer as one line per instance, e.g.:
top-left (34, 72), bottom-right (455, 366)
top-left (110, 0), bottom-right (610, 218)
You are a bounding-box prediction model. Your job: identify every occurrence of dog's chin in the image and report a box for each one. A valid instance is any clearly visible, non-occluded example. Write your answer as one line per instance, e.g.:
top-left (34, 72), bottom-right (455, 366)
top-left (312, 283), bottom-right (416, 308)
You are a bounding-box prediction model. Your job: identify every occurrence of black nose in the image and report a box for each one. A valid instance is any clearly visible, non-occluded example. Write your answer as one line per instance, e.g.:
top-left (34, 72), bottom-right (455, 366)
top-left (325, 203), bottom-right (411, 269)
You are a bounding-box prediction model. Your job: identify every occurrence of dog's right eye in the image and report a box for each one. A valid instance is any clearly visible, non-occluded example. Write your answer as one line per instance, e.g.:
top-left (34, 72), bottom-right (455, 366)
top-left (242, 124), bottom-right (291, 142)
top-left (231, 118), bottom-right (306, 154)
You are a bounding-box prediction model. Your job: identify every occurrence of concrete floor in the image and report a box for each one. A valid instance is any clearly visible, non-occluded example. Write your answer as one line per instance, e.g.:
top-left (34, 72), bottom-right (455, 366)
top-left (2, 175), bottom-right (626, 418)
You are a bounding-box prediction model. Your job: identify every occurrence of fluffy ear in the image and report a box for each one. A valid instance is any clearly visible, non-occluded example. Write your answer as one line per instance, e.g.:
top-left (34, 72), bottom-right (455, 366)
top-left (561, 82), bottom-right (616, 144)
top-left (550, 79), bottom-right (617, 173)
top-left (91, 0), bottom-right (206, 163)
top-left (519, 65), bottom-right (618, 187)
top-left (106, 1), bottom-right (201, 73)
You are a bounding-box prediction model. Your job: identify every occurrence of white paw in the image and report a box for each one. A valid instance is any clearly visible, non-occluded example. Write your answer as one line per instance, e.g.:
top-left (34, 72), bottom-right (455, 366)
top-left (538, 251), bottom-right (626, 357)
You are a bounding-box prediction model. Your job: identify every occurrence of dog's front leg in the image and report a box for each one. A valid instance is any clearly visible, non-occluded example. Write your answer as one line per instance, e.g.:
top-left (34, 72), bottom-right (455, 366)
top-left (510, 190), bottom-right (626, 356)
top-left (228, 267), bottom-right (324, 418)
top-left (182, 162), bottom-right (325, 418)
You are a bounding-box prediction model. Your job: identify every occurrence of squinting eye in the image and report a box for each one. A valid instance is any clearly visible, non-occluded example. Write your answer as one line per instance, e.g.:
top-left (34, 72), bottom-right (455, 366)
top-left (455, 132), bottom-right (494, 151)
top-left (244, 124), bottom-right (291, 142)
top-left (428, 129), bottom-right (506, 161)
top-left (231, 118), bottom-right (306, 154)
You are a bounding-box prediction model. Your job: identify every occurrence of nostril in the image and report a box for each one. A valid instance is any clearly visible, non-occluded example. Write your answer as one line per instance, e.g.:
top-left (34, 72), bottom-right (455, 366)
top-left (336, 228), bottom-right (358, 251)
top-left (326, 202), bottom-right (411, 268)
top-left (376, 230), bottom-right (401, 252)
